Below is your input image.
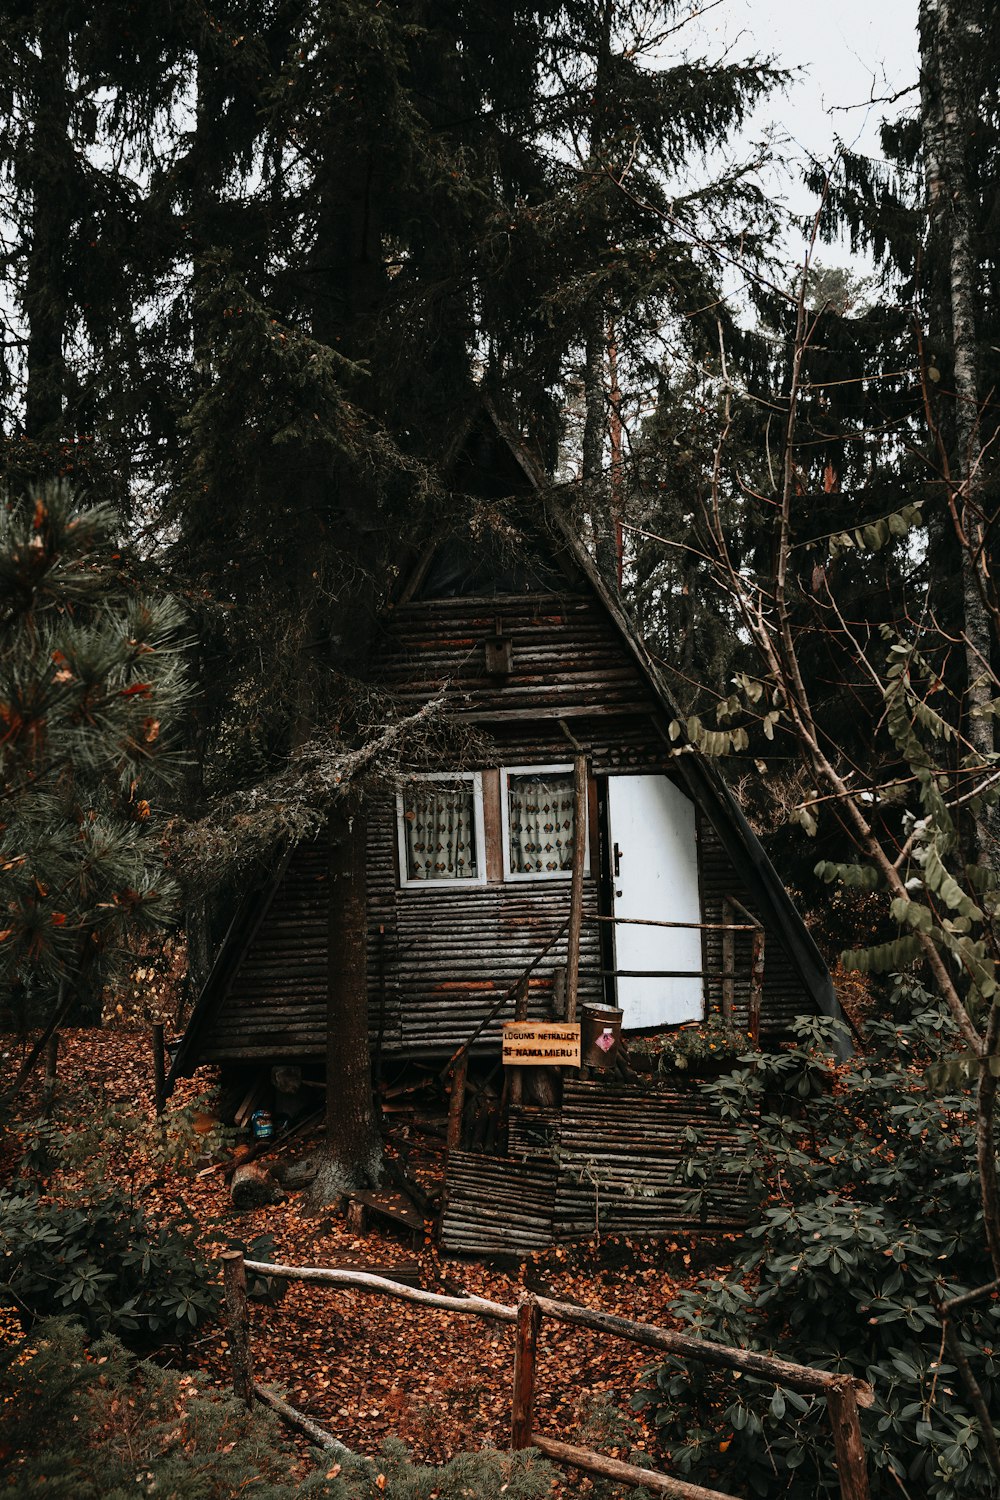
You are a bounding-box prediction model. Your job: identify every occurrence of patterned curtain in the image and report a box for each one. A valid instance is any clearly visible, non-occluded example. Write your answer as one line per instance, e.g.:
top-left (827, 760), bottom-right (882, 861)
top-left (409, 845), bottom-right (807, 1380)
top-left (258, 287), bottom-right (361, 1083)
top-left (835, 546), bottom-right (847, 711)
top-left (508, 774), bottom-right (575, 874)
top-left (402, 781), bottom-right (478, 880)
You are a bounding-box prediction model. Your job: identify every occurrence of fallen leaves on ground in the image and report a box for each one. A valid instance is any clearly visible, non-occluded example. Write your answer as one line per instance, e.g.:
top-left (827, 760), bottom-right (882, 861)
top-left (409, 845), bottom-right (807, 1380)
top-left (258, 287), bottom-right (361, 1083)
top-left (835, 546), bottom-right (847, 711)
top-left (2, 1025), bottom-right (739, 1494)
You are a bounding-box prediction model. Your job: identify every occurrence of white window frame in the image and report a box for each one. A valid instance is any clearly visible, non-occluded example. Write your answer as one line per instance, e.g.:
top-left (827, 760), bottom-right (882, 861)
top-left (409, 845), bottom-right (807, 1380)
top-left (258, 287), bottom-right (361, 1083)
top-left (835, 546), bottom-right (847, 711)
top-left (500, 763), bottom-right (590, 883)
top-left (396, 772), bottom-right (487, 889)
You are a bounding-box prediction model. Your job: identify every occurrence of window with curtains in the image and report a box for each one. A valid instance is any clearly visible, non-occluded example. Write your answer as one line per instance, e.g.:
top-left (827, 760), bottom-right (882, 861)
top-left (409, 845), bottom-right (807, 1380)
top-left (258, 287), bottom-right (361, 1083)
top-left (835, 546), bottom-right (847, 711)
top-left (396, 774), bottom-right (486, 887)
top-left (501, 765), bottom-right (588, 880)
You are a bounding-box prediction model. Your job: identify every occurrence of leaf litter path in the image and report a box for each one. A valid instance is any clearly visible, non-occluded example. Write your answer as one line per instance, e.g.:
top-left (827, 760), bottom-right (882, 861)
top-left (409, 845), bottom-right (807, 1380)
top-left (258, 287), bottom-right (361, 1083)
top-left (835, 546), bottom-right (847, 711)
top-left (5, 1026), bottom-right (739, 1488)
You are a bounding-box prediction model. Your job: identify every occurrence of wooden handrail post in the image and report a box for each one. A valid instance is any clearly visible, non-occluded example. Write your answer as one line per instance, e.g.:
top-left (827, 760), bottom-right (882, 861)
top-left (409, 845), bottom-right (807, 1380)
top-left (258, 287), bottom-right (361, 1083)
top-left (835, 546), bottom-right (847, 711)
top-left (509, 974), bottom-right (530, 1110)
top-left (748, 928), bottom-right (765, 1044)
top-left (565, 755), bottom-right (588, 1023)
top-left (446, 1051), bottom-right (468, 1151)
top-left (511, 1295), bottom-right (542, 1449)
top-left (221, 1250), bottom-right (254, 1407)
top-left (720, 899), bottom-right (735, 1021)
top-left (151, 1023), bottom-right (166, 1116)
top-left (827, 1377), bottom-right (870, 1500)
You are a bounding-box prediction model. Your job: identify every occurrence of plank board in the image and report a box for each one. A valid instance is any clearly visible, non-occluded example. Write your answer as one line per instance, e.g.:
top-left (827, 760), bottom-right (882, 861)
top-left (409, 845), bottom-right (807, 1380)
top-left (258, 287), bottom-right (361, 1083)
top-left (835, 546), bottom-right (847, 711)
top-left (502, 1021), bottom-right (581, 1067)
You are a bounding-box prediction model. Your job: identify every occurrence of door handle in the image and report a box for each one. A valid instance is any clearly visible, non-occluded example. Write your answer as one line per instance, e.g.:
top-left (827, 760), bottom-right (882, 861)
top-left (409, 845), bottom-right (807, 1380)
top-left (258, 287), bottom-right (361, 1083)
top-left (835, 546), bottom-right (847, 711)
top-left (613, 842), bottom-right (622, 877)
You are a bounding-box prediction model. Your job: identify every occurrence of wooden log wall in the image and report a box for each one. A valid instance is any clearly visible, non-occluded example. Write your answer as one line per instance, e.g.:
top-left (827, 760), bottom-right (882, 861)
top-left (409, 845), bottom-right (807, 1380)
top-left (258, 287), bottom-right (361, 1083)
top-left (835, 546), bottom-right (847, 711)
top-left (200, 841), bottom-right (330, 1063)
top-left (389, 886), bottom-right (602, 1052)
top-left (439, 1152), bottom-right (558, 1255)
top-left (200, 792), bottom-right (814, 1065)
top-left (199, 799), bottom-right (812, 1065)
top-left (362, 592), bottom-right (670, 1058)
top-left (369, 784), bottom-right (604, 1055)
top-left (198, 588), bottom-right (822, 1066)
top-left (698, 821), bottom-right (806, 1043)
top-left (374, 593), bottom-right (661, 722)
top-left (549, 1078), bottom-right (749, 1240)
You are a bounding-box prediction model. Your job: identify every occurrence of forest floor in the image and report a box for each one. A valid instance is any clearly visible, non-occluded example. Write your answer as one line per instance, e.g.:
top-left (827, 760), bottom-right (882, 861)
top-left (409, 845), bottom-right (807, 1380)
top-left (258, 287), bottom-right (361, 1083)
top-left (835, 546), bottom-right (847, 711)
top-left (1, 1023), bottom-right (742, 1489)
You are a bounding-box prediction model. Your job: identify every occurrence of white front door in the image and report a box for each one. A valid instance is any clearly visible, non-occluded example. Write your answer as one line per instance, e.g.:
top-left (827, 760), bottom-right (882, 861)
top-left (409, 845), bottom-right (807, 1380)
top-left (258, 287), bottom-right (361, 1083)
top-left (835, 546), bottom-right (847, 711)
top-left (606, 775), bottom-right (704, 1028)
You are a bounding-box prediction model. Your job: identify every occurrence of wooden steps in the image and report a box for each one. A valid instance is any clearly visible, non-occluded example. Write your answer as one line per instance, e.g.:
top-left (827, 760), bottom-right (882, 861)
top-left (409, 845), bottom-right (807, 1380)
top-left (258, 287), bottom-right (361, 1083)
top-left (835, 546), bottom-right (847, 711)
top-left (346, 1189), bottom-right (425, 1246)
top-left (318, 1255), bottom-right (423, 1286)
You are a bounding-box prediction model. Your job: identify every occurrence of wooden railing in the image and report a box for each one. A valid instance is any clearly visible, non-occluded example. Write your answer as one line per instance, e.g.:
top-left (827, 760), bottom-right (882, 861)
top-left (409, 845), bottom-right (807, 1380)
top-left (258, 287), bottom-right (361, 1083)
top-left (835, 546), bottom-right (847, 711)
top-left (582, 897), bottom-right (766, 1043)
top-left (220, 1250), bottom-right (873, 1500)
top-left (438, 914), bottom-right (572, 1148)
top-left (437, 895), bottom-right (767, 1153)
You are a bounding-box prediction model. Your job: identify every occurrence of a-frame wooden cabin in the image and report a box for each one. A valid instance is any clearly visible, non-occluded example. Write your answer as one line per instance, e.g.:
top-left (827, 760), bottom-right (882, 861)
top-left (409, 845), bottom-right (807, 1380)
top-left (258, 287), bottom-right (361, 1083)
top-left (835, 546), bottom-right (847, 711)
top-left (170, 405), bottom-right (844, 1250)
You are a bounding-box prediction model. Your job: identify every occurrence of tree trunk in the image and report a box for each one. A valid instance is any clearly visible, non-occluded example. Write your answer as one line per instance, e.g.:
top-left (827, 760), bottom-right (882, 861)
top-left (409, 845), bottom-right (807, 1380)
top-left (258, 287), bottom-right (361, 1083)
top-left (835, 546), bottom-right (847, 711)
top-left (920, 0), bottom-right (996, 860)
top-left (23, 8), bottom-right (71, 444)
top-left (581, 0), bottom-right (616, 584)
top-left (583, 303), bottom-right (615, 579)
top-left (607, 316), bottom-right (625, 588)
top-left (310, 803), bottom-right (382, 1203)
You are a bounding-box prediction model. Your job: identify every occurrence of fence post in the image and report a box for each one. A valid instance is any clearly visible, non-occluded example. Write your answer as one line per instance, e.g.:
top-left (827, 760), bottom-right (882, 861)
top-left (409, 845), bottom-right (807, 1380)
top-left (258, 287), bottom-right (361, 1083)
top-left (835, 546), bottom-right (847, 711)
top-left (827, 1377), bottom-right (870, 1500)
top-left (748, 928), bottom-right (765, 1045)
top-left (151, 1023), bottom-right (166, 1115)
top-left (222, 1250), bottom-right (254, 1407)
top-left (511, 1295), bottom-right (542, 1449)
top-left (42, 1032), bottom-right (59, 1118)
top-left (720, 899), bottom-right (735, 1022)
top-left (564, 755), bottom-right (588, 1024)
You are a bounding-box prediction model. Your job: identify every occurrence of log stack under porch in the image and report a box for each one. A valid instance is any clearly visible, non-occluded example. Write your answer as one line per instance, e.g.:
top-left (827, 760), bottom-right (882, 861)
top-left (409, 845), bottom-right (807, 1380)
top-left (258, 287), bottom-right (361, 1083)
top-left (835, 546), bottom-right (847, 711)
top-left (439, 1075), bottom-right (749, 1256)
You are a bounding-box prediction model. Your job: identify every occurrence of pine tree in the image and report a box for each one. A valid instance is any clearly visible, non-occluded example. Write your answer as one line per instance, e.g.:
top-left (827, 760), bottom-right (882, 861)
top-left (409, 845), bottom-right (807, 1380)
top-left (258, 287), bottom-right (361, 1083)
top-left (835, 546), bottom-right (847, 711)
top-left (0, 4), bottom-right (177, 492)
top-left (0, 486), bottom-right (188, 1069)
top-left (493, 2), bottom-right (784, 575)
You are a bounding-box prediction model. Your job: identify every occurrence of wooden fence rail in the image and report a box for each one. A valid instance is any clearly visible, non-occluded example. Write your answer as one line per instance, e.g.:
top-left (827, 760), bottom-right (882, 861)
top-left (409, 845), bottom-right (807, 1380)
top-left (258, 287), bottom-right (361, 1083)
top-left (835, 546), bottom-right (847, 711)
top-left (222, 1251), bottom-right (873, 1500)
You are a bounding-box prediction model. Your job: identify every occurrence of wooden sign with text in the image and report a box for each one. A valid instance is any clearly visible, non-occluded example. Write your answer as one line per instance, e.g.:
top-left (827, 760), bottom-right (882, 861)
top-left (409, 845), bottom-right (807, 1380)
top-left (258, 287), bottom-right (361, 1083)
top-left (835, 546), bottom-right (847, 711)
top-left (502, 1021), bottom-right (581, 1067)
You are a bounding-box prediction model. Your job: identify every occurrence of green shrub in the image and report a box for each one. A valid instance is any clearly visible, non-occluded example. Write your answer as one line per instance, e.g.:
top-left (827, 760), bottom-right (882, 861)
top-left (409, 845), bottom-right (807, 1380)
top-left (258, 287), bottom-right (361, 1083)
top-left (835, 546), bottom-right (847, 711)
top-left (362, 1438), bottom-right (554, 1498)
top-left (0, 1319), bottom-right (346, 1499)
top-left (656, 1013), bottom-right (751, 1074)
top-left (634, 994), bottom-right (1000, 1499)
top-left (0, 1320), bottom-right (557, 1500)
top-left (0, 1185), bottom-right (218, 1345)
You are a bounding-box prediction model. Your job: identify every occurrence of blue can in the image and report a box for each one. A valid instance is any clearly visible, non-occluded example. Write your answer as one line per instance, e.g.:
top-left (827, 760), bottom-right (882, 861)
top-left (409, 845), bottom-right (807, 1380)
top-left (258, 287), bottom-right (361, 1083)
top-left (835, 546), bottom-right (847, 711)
top-left (250, 1109), bottom-right (274, 1141)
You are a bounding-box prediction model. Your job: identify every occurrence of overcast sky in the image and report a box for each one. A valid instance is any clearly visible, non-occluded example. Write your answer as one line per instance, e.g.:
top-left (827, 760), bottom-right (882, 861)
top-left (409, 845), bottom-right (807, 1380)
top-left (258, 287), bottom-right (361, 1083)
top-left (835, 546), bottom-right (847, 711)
top-left (690, 0), bottom-right (921, 265)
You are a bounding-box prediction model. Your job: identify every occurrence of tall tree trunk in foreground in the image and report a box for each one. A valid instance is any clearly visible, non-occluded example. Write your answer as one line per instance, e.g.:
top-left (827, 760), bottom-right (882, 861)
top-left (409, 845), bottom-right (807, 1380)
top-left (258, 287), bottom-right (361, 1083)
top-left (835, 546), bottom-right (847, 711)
top-left (607, 315), bottom-right (625, 587)
top-left (312, 804), bottom-right (381, 1201)
top-left (279, 88), bottom-right (388, 1200)
top-left (583, 303), bottom-right (615, 578)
